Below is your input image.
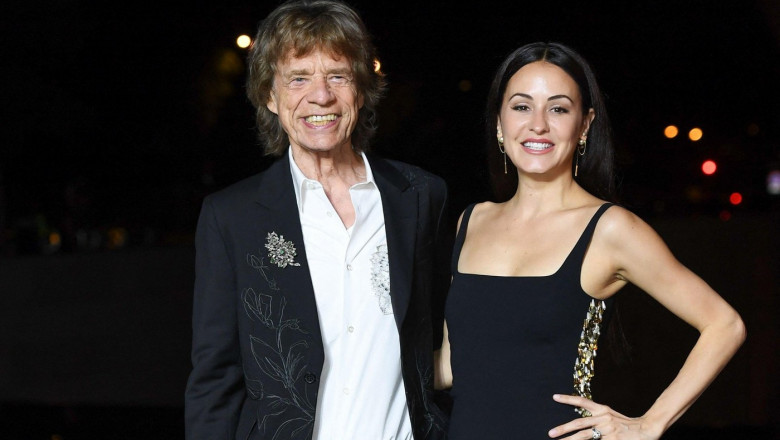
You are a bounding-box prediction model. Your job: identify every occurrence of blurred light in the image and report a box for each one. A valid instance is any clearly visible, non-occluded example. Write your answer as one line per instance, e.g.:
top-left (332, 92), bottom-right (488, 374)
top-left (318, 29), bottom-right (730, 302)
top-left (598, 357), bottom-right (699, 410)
top-left (685, 185), bottom-right (703, 202)
top-left (689, 127), bottom-right (703, 141)
top-left (458, 79), bottom-right (472, 92)
top-left (768, 170), bottom-right (780, 195)
top-left (729, 192), bottom-right (742, 205)
top-left (747, 123), bottom-right (760, 136)
top-left (107, 227), bottom-right (128, 250)
top-left (664, 125), bottom-right (679, 138)
top-left (236, 35), bottom-right (251, 49)
top-left (701, 159), bottom-right (717, 175)
top-left (719, 210), bottom-right (732, 221)
top-left (49, 232), bottom-right (61, 246)
top-left (373, 59), bottom-right (381, 73)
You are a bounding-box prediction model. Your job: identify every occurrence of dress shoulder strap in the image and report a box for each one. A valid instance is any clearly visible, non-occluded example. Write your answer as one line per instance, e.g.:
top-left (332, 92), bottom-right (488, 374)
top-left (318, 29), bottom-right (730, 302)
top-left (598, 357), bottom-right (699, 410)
top-left (450, 203), bottom-right (478, 275)
top-left (560, 202), bottom-right (615, 273)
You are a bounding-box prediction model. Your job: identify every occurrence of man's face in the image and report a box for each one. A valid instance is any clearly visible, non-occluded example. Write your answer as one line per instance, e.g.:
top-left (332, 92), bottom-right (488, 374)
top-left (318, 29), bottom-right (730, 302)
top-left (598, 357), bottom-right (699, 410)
top-left (267, 49), bottom-right (363, 155)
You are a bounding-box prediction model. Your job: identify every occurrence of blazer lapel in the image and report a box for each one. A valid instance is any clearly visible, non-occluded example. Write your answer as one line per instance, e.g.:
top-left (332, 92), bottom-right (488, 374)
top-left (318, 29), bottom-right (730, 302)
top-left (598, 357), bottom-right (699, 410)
top-left (253, 154), bottom-right (321, 339)
top-left (368, 154), bottom-right (417, 329)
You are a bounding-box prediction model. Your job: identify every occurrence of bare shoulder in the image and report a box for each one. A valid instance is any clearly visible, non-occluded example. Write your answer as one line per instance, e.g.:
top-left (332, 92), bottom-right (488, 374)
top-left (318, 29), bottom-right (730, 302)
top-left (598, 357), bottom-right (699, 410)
top-left (594, 204), bottom-right (658, 246)
top-left (593, 204), bottom-right (682, 279)
top-left (456, 201), bottom-right (496, 229)
top-left (471, 200), bottom-right (499, 216)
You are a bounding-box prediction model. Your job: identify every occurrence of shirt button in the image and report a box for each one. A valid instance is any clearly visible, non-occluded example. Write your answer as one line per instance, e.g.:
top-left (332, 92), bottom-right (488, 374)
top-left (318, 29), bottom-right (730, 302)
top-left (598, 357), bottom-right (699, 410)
top-left (326, 211), bottom-right (333, 217)
top-left (304, 372), bottom-right (317, 384)
top-left (343, 387), bottom-right (350, 395)
top-left (346, 264), bottom-right (353, 271)
top-left (348, 325), bottom-right (354, 333)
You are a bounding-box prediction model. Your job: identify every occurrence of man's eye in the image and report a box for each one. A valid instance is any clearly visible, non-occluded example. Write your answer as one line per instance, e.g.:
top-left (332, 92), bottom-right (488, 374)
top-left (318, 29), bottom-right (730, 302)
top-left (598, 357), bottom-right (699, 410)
top-left (328, 75), bottom-right (351, 85)
top-left (286, 77), bottom-right (308, 88)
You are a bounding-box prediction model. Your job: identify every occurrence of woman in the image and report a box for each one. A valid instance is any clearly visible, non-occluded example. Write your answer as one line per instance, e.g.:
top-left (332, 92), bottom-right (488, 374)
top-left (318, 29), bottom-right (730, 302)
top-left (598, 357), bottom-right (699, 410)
top-left (434, 42), bottom-right (745, 440)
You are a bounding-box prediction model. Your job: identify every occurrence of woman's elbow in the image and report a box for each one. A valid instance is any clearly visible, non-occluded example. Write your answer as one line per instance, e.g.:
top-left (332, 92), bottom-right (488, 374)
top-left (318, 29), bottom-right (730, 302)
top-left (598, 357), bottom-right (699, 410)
top-left (716, 308), bottom-right (747, 353)
top-left (731, 311), bottom-right (747, 347)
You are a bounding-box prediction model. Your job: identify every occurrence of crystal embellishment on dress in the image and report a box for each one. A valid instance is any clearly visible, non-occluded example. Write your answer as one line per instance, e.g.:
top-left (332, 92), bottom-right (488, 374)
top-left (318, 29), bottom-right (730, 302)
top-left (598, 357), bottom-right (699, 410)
top-left (573, 299), bottom-right (606, 417)
top-left (265, 232), bottom-right (301, 268)
top-left (370, 244), bottom-right (393, 315)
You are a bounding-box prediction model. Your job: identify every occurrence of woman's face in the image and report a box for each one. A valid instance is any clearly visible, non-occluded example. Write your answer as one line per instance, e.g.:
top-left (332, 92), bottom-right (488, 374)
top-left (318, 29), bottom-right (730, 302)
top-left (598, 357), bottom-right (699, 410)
top-left (497, 61), bottom-right (594, 178)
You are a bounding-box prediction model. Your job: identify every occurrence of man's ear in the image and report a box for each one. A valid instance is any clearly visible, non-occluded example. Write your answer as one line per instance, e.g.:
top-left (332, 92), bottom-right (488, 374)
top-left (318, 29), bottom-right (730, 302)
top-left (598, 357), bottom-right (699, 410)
top-left (267, 91), bottom-right (279, 115)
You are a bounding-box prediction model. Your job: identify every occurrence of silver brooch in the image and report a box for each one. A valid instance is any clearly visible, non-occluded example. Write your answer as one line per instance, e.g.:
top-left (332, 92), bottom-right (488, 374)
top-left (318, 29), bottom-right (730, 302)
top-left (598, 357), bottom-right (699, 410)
top-left (265, 232), bottom-right (300, 268)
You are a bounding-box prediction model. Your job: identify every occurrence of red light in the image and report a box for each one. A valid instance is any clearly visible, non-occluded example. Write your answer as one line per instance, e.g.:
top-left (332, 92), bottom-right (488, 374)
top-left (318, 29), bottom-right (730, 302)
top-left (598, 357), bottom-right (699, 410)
top-left (719, 210), bottom-right (732, 221)
top-left (701, 160), bottom-right (717, 175)
top-left (729, 192), bottom-right (742, 205)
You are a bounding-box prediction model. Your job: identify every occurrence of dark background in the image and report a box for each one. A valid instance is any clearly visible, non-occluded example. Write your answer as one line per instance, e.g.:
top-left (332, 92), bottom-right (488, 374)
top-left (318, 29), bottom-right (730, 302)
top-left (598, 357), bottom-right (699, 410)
top-left (1, 0), bottom-right (778, 439)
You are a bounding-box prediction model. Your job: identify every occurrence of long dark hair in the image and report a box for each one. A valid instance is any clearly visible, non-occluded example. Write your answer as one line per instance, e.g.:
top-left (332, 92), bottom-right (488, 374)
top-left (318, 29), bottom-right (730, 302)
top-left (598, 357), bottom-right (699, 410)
top-left (485, 42), bottom-right (616, 202)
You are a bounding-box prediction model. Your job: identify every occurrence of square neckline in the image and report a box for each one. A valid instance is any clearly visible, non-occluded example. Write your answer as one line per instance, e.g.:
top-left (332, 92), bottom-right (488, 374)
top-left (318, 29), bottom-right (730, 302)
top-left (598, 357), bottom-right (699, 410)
top-left (453, 202), bottom-right (614, 279)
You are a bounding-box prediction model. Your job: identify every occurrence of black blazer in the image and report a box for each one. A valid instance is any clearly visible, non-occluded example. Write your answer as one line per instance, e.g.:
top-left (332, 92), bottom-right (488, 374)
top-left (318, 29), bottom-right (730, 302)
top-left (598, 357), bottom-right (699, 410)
top-left (185, 153), bottom-right (451, 440)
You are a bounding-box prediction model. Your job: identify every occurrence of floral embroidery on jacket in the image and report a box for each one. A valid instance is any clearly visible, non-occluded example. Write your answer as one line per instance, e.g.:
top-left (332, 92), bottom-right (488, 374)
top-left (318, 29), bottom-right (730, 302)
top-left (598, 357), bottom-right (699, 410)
top-left (370, 244), bottom-right (393, 315)
top-left (247, 252), bottom-right (280, 291)
top-left (243, 288), bottom-right (314, 438)
top-left (241, 235), bottom-right (313, 438)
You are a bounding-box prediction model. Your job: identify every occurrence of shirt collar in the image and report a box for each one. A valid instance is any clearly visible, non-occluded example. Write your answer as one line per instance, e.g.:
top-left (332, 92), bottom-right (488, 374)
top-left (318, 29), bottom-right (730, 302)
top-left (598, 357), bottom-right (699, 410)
top-left (288, 147), bottom-right (376, 213)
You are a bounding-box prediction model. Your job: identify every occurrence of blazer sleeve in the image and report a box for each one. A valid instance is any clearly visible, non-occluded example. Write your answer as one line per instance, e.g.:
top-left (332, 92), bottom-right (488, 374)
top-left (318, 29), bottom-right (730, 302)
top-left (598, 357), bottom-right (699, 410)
top-left (185, 196), bottom-right (245, 439)
top-left (430, 174), bottom-right (453, 350)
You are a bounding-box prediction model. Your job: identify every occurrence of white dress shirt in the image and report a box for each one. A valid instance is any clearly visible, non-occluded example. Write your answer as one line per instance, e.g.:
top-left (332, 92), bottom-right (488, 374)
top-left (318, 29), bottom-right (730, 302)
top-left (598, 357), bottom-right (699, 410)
top-left (289, 148), bottom-right (413, 440)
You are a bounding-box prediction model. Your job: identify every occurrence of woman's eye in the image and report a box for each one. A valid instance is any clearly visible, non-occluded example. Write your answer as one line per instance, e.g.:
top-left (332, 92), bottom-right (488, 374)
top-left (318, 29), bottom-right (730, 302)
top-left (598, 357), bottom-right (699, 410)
top-left (512, 104), bottom-right (530, 111)
top-left (551, 106), bottom-right (569, 114)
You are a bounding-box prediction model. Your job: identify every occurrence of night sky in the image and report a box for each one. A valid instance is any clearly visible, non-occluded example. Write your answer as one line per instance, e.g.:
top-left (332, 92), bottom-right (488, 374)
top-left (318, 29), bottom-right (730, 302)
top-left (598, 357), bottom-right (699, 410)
top-left (2, 0), bottom-right (779, 251)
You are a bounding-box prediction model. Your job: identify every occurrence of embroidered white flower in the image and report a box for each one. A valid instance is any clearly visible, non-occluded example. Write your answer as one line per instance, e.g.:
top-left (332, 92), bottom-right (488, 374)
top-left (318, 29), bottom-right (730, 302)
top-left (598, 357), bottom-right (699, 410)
top-left (370, 244), bottom-right (393, 315)
top-left (265, 232), bottom-right (300, 268)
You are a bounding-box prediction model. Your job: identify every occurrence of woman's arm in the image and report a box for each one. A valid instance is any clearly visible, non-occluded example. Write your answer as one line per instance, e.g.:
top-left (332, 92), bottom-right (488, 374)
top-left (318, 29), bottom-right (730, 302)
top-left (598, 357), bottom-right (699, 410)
top-left (434, 321), bottom-right (453, 390)
top-left (550, 207), bottom-right (746, 439)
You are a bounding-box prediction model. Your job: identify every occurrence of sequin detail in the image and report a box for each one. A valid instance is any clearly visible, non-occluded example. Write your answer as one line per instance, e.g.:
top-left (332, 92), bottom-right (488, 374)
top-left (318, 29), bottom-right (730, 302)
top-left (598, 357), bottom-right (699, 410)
top-left (573, 299), bottom-right (606, 417)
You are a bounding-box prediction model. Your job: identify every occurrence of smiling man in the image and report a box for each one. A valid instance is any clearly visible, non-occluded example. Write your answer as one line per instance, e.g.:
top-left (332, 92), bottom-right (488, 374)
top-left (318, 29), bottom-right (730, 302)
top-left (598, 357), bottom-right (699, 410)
top-left (183, 1), bottom-right (451, 439)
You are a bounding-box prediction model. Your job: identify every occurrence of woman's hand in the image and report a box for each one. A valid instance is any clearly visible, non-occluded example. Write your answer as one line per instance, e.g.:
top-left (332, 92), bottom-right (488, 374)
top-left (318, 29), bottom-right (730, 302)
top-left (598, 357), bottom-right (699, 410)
top-left (547, 394), bottom-right (662, 440)
top-left (433, 321), bottom-right (453, 390)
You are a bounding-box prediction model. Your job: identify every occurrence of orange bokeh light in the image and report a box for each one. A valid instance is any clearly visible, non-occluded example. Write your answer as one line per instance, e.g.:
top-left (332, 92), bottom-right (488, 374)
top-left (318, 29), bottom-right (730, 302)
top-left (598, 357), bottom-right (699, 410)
top-left (689, 127), bottom-right (703, 141)
top-left (664, 125), bottom-right (678, 138)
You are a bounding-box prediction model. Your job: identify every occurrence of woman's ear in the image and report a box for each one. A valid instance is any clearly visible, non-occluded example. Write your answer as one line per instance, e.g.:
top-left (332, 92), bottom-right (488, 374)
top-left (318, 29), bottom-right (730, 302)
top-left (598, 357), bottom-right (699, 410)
top-left (582, 108), bottom-right (595, 136)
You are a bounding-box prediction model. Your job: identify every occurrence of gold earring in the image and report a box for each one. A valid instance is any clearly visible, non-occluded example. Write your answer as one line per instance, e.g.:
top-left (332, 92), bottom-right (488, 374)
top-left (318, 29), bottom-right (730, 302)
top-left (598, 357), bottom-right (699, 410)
top-left (497, 136), bottom-right (507, 174)
top-left (575, 138), bottom-right (586, 177)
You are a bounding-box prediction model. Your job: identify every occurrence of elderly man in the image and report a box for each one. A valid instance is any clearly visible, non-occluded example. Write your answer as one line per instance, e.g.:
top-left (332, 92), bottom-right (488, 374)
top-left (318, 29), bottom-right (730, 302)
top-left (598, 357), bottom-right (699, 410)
top-left (184, 1), bottom-right (450, 439)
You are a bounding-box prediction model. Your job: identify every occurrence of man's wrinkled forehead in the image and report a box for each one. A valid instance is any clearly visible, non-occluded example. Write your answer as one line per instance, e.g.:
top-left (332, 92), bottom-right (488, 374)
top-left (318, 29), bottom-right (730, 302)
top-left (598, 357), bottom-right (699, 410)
top-left (278, 40), bottom-right (348, 64)
top-left (276, 47), bottom-right (351, 73)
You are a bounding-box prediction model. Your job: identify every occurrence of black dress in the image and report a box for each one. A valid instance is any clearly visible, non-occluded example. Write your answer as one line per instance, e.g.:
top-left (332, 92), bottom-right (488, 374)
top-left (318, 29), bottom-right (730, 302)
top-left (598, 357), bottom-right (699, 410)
top-left (445, 203), bottom-right (614, 439)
